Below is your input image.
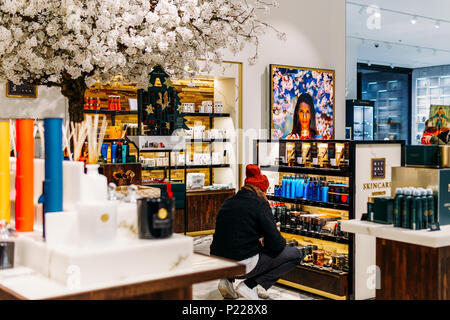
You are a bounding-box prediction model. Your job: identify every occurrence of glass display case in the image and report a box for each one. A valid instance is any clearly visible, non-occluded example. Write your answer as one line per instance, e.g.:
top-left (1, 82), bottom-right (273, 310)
top-left (358, 64), bottom-right (411, 143)
top-left (346, 100), bottom-right (374, 140)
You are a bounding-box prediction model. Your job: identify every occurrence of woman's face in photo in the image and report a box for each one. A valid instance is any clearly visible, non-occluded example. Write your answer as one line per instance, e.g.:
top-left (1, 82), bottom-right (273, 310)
top-left (298, 102), bottom-right (311, 130)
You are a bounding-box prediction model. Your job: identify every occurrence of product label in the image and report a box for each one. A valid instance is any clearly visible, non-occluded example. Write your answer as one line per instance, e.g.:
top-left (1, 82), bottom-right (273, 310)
top-left (313, 158), bottom-right (318, 165)
top-left (297, 157), bottom-right (302, 164)
top-left (330, 159), bottom-right (336, 166)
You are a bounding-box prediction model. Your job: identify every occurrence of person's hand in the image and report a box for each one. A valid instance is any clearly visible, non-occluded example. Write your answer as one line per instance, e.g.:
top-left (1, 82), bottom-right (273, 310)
top-left (259, 237), bottom-right (264, 247)
top-left (276, 222), bottom-right (281, 232)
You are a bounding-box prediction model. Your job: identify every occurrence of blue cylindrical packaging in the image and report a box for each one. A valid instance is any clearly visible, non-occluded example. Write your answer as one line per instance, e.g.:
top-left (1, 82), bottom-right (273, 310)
top-left (290, 176), bottom-right (297, 199)
top-left (43, 118), bottom-right (63, 214)
top-left (122, 144), bottom-right (128, 163)
top-left (101, 144), bottom-right (109, 163)
top-left (111, 143), bottom-right (118, 164)
top-left (322, 182), bottom-right (329, 203)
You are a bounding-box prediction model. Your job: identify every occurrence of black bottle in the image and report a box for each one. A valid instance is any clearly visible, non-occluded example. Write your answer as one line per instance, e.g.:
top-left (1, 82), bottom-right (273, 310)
top-left (116, 143), bottom-right (123, 164)
top-left (137, 197), bottom-right (174, 239)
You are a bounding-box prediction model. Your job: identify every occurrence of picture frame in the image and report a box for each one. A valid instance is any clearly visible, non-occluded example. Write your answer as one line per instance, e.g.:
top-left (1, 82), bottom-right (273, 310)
top-left (270, 64), bottom-right (335, 140)
top-left (6, 81), bottom-right (38, 98)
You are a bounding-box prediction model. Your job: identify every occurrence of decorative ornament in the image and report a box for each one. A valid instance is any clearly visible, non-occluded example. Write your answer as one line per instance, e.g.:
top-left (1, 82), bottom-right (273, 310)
top-left (146, 104), bottom-right (154, 114)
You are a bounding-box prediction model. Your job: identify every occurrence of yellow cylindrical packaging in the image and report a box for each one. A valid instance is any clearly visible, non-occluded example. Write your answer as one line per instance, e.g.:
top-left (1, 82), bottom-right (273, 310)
top-left (0, 121), bottom-right (10, 224)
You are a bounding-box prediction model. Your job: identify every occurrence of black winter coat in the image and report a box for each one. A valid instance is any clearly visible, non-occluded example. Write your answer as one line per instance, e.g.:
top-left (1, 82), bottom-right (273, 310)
top-left (210, 189), bottom-right (286, 261)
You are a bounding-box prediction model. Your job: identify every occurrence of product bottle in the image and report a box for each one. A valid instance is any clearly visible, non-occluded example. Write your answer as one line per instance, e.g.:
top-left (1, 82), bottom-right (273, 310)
top-left (419, 188), bottom-right (428, 229)
top-left (285, 176), bottom-right (291, 198)
top-left (290, 175), bottom-right (297, 199)
top-left (281, 176), bottom-right (287, 198)
top-left (412, 189), bottom-right (422, 230)
top-left (79, 164), bottom-right (108, 202)
top-left (295, 175), bottom-right (304, 199)
top-left (116, 143), bottom-right (123, 164)
top-left (122, 141), bottom-right (128, 163)
top-left (402, 188), bottom-right (412, 229)
top-left (393, 188), bottom-right (403, 228)
top-left (322, 181), bottom-right (329, 203)
top-left (0, 220), bottom-right (14, 270)
top-left (427, 188), bottom-right (435, 225)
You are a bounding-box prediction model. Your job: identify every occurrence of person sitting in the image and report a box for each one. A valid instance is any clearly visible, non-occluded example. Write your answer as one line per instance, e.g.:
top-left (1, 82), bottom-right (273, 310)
top-left (210, 164), bottom-right (303, 300)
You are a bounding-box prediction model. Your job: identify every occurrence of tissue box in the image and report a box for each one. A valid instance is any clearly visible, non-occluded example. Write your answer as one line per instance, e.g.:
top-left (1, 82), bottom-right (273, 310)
top-left (187, 173), bottom-right (205, 189)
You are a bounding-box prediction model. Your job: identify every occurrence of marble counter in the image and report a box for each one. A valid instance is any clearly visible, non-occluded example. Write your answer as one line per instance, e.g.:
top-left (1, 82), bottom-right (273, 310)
top-left (341, 219), bottom-right (450, 248)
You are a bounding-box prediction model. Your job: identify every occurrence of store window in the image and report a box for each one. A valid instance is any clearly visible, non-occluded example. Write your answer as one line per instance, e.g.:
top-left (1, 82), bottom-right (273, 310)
top-left (357, 64), bottom-right (412, 143)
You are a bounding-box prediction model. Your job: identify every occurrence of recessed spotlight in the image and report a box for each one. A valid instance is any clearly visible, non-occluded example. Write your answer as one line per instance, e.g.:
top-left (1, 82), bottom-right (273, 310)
top-left (359, 6), bottom-right (366, 15)
top-left (411, 16), bottom-right (418, 24)
top-left (435, 20), bottom-right (441, 29)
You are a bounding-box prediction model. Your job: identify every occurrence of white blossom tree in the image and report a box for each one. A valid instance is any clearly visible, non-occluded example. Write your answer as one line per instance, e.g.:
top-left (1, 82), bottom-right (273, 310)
top-left (0, 0), bottom-right (284, 121)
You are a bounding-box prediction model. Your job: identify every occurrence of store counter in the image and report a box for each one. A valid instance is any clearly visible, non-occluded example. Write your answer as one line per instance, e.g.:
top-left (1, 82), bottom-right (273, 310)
top-left (184, 188), bottom-right (235, 235)
top-left (0, 253), bottom-right (245, 300)
top-left (341, 220), bottom-right (450, 299)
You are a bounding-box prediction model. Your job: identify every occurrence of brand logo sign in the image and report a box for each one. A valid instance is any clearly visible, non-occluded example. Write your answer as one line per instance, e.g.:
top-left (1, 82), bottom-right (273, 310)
top-left (371, 158), bottom-right (386, 180)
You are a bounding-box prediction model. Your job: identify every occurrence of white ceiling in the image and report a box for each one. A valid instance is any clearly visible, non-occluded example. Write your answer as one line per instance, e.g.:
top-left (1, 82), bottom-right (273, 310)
top-left (347, 0), bottom-right (450, 69)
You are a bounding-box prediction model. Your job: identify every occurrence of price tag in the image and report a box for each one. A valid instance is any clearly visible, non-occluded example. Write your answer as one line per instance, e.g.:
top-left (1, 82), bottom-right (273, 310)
top-left (297, 157), bottom-right (303, 164)
top-left (330, 159), bottom-right (336, 166)
top-left (313, 158), bottom-right (318, 165)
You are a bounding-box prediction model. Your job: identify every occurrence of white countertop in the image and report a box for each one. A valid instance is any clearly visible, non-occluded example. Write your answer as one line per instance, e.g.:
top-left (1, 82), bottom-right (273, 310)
top-left (341, 219), bottom-right (450, 248)
top-left (0, 254), bottom-right (242, 300)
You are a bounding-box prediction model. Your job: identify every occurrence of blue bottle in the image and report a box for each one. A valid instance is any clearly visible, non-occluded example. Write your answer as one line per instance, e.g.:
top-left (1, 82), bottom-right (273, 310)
top-left (285, 176), bottom-right (292, 198)
top-left (290, 175), bottom-right (297, 199)
top-left (316, 178), bottom-right (322, 202)
top-left (296, 175), bottom-right (305, 199)
top-left (307, 178), bottom-right (315, 200)
top-left (281, 176), bottom-right (287, 198)
top-left (322, 181), bottom-right (329, 203)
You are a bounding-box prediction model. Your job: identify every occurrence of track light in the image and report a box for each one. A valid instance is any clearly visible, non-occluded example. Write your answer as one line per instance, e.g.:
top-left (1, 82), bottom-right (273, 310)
top-left (435, 20), bottom-right (441, 29)
top-left (411, 16), bottom-right (418, 24)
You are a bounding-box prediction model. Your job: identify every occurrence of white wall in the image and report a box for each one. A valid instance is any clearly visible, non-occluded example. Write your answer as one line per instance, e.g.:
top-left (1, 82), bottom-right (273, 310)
top-left (222, 0), bottom-right (347, 167)
top-left (346, 37), bottom-right (359, 100)
top-left (0, 82), bottom-right (67, 120)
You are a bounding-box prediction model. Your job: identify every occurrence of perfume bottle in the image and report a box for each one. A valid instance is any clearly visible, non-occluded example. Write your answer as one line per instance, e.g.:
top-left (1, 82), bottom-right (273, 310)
top-left (137, 196), bottom-right (174, 239)
top-left (0, 220), bottom-right (14, 270)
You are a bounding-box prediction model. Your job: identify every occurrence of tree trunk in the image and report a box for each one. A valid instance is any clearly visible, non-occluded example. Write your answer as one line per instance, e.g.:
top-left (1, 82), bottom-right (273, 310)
top-left (60, 76), bottom-right (87, 123)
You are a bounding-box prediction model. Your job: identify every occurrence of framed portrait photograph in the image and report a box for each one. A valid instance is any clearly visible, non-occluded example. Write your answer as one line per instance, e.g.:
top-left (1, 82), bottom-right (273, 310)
top-left (6, 80), bottom-right (38, 98)
top-left (270, 64), bottom-right (335, 140)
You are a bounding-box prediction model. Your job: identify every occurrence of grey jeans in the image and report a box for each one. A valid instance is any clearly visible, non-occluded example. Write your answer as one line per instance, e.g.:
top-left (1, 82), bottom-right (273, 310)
top-left (236, 247), bottom-right (302, 290)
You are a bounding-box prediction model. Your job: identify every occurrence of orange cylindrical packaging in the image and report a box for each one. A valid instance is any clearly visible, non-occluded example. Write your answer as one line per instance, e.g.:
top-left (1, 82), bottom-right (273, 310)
top-left (15, 119), bottom-right (34, 232)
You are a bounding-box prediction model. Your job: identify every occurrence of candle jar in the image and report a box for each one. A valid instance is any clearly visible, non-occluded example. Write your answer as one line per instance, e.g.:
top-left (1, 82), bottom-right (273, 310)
top-left (313, 250), bottom-right (325, 266)
top-left (137, 197), bottom-right (174, 239)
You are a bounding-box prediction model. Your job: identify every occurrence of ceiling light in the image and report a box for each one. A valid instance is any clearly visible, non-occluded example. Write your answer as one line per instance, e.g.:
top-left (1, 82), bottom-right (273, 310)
top-left (358, 6), bottom-right (365, 15)
top-left (435, 20), bottom-right (441, 29)
top-left (411, 16), bottom-right (418, 24)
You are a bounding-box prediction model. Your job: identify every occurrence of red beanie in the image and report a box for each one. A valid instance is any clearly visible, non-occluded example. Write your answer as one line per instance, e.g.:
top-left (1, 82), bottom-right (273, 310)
top-left (244, 164), bottom-right (269, 193)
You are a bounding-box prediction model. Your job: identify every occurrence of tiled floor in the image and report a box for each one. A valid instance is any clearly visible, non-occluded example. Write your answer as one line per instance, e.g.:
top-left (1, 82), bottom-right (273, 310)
top-left (192, 235), bottom-right (323, 300)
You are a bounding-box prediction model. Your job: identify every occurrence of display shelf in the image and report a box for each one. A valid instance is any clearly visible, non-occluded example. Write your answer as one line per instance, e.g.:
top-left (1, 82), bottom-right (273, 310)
top-left (267, 195), bottom-right (349, 211)
top-left (182, 113), bottom-right (230, 118)
top-left (84, 110), bottom-right (138, 115)
top-left (281, 228), bottom-right (349, 245)
top-left (299, 262), bottom-right (348, 276)
top-left (185, 139), bottom-right (230, 143)
top-left (261, 165), bottom-right (350, 177)
top-left (142, 164), bottom-right (230, 171)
